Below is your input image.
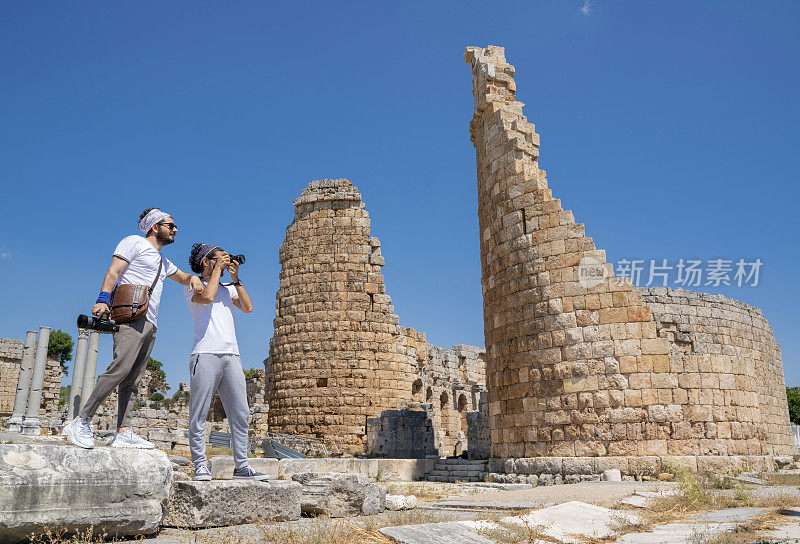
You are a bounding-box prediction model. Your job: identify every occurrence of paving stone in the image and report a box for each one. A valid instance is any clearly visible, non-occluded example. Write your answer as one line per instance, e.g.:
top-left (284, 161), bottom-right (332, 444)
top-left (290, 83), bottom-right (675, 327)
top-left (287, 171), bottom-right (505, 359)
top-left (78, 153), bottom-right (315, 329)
top-left (614, 508), bottom-right (769, 543)
top-left (500, 501), bottom-right (641, 543)
top-left (380, 521), bottom-right (494, 544)
top-left (162, 480), bottom-right (302, 528)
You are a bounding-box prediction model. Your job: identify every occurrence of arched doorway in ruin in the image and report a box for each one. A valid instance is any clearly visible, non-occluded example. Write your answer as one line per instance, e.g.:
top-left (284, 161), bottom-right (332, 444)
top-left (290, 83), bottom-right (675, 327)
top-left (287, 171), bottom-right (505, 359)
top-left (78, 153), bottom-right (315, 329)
top-left (412, 378), bottom-right (423, 400)
top-left (457, 392), bottom-right (469, 437)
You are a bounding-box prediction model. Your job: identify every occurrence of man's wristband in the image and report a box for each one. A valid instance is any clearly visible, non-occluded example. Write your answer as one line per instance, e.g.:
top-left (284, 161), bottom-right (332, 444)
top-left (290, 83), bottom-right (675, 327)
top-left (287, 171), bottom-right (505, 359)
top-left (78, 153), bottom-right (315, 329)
top-left (96, 291), bottom-right (112, 305)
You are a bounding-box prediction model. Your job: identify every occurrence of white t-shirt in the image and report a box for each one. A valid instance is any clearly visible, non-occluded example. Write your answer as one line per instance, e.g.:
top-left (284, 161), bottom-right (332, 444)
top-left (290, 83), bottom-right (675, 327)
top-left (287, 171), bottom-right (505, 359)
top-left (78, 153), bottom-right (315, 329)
top-left (113, 235), bottom-right (178, 327)
top-left (184, 281), bottom-right (240, 355)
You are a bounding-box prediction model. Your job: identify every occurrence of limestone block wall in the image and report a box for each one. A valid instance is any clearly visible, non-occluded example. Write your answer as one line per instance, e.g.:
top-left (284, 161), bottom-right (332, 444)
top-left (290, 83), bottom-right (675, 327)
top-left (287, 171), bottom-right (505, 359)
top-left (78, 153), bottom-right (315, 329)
top-left (41, 359), bottom-right (63, 417)
top-left (268, 179), bottom-right (488, 454)
top-left (0, 338), bottom-right (23, 417)
top-left (268, 179), bottom-right (415, 449)
top-left (366, 407), bottom-right (437, 458)
top-left (400, 327), bottom-right (487, 457)
top-left (464, 45), bottom-right (793, 459)
top-left (639, 287), bottom-right (793, 455)
top-left (93, 369), bottom-right (269, 440)
top-left (0, 337), bottom-right (62, 423)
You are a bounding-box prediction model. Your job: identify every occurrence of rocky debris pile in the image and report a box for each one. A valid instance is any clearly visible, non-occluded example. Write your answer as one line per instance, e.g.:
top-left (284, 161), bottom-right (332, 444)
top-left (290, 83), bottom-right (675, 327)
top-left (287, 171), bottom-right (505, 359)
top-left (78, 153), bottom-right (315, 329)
top-left (291, 472), bottom-right (387, 517)
top-left (162, 480), bottom-right (302, 528)
top-left (169, 454), bottom-right (192, 481)
top-left (0, 444), bottom-right (171, 542)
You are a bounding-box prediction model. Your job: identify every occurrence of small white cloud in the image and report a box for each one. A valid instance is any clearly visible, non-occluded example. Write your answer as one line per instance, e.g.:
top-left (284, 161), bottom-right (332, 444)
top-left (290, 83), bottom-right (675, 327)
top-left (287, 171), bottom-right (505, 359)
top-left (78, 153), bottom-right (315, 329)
top-left (581, 0), bottom-right (591, 15)
top-left (1, 250), bottom-right (11, 260)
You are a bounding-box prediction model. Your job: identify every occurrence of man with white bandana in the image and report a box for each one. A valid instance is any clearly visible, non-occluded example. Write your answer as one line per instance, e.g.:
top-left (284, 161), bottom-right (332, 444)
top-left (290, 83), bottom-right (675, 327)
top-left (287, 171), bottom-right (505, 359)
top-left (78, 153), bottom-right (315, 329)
top-left (63, 208), bottom-right (203, 449)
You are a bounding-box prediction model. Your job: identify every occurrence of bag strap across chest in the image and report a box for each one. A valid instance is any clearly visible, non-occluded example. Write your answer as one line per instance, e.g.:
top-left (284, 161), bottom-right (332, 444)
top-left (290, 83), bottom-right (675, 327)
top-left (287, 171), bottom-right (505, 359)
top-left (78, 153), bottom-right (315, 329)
top-left (150, 259), bottom-right (163, 294)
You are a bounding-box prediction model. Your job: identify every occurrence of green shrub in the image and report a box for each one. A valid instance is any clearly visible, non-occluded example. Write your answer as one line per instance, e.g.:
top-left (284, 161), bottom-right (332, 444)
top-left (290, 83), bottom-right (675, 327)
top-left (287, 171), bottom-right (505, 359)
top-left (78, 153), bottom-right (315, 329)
top-left (787, 387), bottom-right (800, 424)
top-left (48, 330), bottom-right (74, 376)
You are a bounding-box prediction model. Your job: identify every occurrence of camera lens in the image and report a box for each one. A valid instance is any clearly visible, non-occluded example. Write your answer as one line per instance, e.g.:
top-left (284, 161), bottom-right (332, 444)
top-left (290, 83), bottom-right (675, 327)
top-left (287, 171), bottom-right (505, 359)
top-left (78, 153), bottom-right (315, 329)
top-left (77, 314), bottom-right (93, 329)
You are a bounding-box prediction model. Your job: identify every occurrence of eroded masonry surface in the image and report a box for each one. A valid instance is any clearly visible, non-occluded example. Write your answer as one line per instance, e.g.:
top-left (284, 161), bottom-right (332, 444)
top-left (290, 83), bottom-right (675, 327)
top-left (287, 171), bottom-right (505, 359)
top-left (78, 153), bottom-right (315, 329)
top-left (267, 179), bottom-right (487, 456)
top-left (464, 44), bottom-right (792, 460)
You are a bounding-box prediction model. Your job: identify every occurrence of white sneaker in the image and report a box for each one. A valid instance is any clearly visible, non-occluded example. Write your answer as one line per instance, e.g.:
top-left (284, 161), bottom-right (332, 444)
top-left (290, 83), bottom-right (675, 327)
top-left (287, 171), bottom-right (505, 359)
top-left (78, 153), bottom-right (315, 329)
top-left (193, 464), bottom-right (212, 481)
top-left (63, 418), bottom-right (95, 449)
top-left (109, 429), bottom-right (155, 449)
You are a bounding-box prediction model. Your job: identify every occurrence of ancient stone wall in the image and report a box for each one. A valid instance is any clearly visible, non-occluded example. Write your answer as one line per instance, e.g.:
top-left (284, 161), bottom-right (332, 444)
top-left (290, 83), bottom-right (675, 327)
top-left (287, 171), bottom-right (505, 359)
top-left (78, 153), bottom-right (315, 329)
top-left (0, 338), bottom-right (23, 417)
top-left (639, 287), bottom-right (793, 455)
top-left (268, 179), bottom-right (488, 455)
top-left (366, 407), bottom-right (437, 458)
top-left (464, 45), bottom-right (793, 459)
top-left (0, 337), bottom-right (62, 424)
top-left (92, 369), bottom-right (269, 448)
top-left (399, 327), bottom-right (486, 457)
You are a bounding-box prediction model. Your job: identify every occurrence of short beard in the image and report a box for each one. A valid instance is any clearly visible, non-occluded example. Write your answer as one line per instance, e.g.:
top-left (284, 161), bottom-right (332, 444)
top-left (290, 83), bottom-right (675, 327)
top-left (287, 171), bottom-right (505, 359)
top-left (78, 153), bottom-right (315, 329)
top-left (156, 230), bottom-right (174, 245)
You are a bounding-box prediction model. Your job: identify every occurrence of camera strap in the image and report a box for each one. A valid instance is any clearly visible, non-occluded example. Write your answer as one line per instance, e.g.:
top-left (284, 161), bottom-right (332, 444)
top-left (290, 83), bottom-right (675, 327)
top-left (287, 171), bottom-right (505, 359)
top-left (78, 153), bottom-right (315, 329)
top-left (150, 259), bottom-right (163, 295)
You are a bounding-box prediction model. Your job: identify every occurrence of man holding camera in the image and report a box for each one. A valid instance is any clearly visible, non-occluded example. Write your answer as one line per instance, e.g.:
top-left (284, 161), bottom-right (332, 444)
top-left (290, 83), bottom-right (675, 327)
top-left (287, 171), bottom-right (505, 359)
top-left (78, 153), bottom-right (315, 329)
top-left (185, 243), bottom-right (267, 481)
top-left (63, 208), bottom-right (203, 449)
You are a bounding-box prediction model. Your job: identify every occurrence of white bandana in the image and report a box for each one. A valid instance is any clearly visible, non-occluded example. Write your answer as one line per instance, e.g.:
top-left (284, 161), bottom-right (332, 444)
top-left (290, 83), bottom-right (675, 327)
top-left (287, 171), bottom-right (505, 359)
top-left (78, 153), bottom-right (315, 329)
top-left (138, 209), bottom-right (171, 235)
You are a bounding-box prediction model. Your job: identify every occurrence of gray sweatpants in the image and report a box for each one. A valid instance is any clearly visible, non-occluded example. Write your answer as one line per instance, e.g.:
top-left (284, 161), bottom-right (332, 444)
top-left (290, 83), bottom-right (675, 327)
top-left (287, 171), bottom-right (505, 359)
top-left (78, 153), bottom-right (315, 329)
top-left (79, 318), bottom-right (156, 428)
top-left (188, 353), bottom-right (250, 470)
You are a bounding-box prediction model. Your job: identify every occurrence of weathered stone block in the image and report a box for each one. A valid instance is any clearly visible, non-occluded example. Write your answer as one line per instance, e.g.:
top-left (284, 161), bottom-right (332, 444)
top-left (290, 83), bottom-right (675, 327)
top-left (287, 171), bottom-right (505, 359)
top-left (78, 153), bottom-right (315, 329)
top-left (291, 472), bottom-right (386, 517)
top-left (0, 444), bottom-right (171, 542)
top-left (162, 480), bottom-right (301, 528)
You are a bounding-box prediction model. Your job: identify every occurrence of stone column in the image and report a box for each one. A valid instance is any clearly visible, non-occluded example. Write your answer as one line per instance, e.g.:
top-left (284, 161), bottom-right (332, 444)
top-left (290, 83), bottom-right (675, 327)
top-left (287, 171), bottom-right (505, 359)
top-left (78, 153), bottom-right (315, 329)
top-left (6, 331), bottom-right (37, 433)
top-left (79, 331), bottom-right (100, 411)
top-left (21, 326), bottom-right (50, 436)
top-left (67, 329), bottom-right (90, 421)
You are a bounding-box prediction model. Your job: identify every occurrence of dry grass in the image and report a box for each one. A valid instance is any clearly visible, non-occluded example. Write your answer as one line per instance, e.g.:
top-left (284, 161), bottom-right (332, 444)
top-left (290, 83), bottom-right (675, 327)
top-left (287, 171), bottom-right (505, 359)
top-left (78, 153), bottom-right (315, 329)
top-left (645, 461), bottom-right (755, 519)
top-left (255, 510), bottom-right (469, 544)
top-left (26, 525), bottom-right (143, 543)
top-left (476, 517), bottom-right (553, 544)
top-left (608, 513), bottom-right (653, 536)
top-left (384, 482), bottom-right (446, 502)
top-left (683, 511), bottom-right (788, 544)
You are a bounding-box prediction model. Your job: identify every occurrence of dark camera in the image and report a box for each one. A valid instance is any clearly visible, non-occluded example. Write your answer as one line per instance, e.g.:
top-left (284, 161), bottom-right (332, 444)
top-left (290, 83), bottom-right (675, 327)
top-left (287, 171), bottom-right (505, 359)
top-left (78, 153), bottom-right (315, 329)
top-left (228, 254), bottom-right (245, 265)
top-left (77, 313), bottom-right (119, 334)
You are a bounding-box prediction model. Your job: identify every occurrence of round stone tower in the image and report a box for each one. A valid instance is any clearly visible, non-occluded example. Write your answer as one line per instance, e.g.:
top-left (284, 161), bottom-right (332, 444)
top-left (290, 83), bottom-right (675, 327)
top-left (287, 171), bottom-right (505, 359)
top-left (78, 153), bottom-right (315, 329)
top-left (267, 179), bottom-right (414, 450)
top-left (464, 45), bottom-right (793, 460)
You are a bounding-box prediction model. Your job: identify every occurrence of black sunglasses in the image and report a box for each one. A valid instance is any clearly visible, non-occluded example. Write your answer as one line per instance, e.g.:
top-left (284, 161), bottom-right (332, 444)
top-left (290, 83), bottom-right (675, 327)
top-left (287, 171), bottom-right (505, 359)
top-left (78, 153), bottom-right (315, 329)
top-left (157, 221), bottom-right (178, 230)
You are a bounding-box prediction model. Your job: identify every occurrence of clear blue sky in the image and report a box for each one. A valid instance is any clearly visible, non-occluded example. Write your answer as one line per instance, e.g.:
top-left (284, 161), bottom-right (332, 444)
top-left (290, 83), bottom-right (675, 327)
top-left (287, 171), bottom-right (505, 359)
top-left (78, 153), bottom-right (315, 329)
top-left (2, 2), bottom-right (798, 390)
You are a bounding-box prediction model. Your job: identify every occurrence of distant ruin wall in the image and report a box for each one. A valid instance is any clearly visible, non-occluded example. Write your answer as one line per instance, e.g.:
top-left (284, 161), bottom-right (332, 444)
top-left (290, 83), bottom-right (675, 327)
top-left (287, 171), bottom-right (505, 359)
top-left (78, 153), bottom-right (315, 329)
top-left (0, 338), bottom-right (23, 417)
top-left (1, 337), bottom-right (62, 422)
top-left (464, 45), bottom-right (793, 459)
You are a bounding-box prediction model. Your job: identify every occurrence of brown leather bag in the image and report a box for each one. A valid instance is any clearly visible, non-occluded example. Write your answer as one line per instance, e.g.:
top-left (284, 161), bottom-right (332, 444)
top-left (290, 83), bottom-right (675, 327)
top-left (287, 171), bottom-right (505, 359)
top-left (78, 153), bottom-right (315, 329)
top-left (110, 260), bottom-right (162, 324)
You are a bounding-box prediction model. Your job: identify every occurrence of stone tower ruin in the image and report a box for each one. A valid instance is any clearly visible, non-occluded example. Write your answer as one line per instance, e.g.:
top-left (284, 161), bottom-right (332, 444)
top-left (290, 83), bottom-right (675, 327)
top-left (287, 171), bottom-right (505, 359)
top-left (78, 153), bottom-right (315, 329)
top-left (464, 45), bottom-right (793, 461)
top-left (267, 179), bottom-right (413, 449)
top-left (268, 179), bottom-right (487, 454)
